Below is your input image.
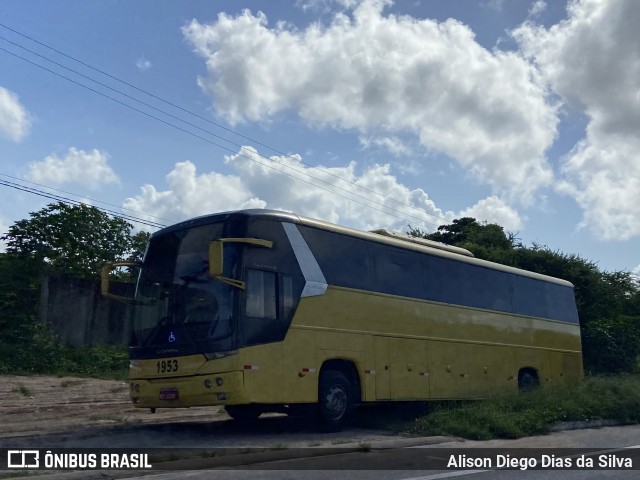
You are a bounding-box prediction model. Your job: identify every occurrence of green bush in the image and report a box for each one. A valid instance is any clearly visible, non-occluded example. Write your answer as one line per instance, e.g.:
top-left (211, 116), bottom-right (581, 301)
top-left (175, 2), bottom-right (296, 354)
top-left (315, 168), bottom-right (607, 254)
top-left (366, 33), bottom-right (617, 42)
top-left (407, 376), bottom-right (640, 440)
top-left (0, 253), bottom-right (128, 380)
top-left (582, 316), bottom-right (640, 374)
top-left (0, 323), bottom-right (128, 379)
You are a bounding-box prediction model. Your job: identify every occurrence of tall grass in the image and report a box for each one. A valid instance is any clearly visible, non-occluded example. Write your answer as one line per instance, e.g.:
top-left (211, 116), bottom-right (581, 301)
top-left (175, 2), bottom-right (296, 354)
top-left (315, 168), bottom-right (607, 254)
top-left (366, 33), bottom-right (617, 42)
top-left (0, 323), bottom-right (128, 379)
top-left (406, 376), bottom-right (640, 440)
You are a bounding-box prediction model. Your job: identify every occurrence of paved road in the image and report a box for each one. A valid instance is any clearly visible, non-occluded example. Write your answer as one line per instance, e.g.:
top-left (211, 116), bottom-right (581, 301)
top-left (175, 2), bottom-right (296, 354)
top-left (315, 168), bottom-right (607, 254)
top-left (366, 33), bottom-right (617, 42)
top-left (4, 424), bottom-right (640, 479)
top-left (123, 425), bottom-right (640, 480)
top-left (0, 412), bottom-right (399, 449)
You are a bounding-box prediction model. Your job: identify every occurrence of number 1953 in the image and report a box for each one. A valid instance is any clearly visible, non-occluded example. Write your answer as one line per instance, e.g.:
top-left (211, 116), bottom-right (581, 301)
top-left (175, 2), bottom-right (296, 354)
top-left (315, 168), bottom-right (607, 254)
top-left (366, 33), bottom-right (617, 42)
top-left (156, 359), bottom-right (178, 373)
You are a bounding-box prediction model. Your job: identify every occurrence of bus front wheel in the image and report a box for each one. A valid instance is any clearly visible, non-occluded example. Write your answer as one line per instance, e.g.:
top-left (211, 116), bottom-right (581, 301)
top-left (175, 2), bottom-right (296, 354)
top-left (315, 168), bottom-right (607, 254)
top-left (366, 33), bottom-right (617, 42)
top-left (318, 370), bottom-right (353, 430)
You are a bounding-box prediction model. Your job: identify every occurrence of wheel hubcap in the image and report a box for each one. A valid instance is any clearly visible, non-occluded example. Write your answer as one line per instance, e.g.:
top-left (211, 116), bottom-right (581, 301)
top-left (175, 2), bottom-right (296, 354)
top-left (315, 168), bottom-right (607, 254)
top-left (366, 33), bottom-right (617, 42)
top-left (324, 385), bottom-right (347, 420)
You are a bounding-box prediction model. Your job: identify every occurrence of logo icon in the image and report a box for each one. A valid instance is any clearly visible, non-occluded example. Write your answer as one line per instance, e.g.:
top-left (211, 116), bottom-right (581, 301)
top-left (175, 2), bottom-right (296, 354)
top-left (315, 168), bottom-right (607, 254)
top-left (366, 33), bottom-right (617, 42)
top-left (8, 450), bottom-right (40, 468)
top-left (168, 331), bottom-right (176, 343)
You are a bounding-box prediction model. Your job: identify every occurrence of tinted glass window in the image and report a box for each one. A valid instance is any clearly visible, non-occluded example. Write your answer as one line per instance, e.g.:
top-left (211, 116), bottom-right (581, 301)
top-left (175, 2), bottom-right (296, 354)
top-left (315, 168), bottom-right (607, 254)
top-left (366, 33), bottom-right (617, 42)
top-left (246, 269), bottom-right (277, 319)
top-left (131, 222), bottom-right (240, 359)
top-left (511, 275), bottom-right (579, 323)
top-left (374, 246), bottom-right (423, 298)
top-left (281, 274), bottom-right (294, 319)
top-left (298, 226), bottom-right (372, 291)
top-left (296, 224), bottom-right (578, 324)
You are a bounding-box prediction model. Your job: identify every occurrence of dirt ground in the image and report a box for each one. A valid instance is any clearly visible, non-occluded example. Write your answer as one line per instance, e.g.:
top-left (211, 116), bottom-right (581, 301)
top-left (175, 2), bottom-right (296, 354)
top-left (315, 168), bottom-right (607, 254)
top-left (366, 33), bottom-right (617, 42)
top-left (0, 375), bottom-right (226, 438)
top-left (0, 375), bottom-right (399, 449)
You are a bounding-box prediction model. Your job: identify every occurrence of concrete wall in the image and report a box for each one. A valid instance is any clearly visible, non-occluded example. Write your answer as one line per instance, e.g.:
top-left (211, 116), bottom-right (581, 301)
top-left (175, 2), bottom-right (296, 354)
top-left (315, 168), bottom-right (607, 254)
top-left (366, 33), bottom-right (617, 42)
top-left (40, 276), bottom-right (134, 346)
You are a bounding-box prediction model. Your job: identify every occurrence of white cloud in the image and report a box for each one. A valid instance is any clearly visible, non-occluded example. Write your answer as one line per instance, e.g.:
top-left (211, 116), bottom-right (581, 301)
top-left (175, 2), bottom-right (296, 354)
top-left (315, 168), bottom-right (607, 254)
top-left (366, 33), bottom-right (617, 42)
top-left (528, 1), bottom-right (547, 18)
top-left (0, 86), bottom-right (32, 142)
top-left (123, 160), bottom-right (266, 223)
top-left (295, 0), bottom-right (357, 13)
top-left (182, 0), bottom-right (558, 204)
top-left (457, 196), bottom-right (523, 231)
top-left (556, 134), bottom-right (640, 240)
top-left (358, 135), bottom-right (413, 157)
top-left (26, 147), bottom-right (120, 190)
top-left (136, 57), bottom-right (152, 71)
top-left (227, 146), bottom-right (448, 231)
top-left (124, 146), bottom-right (453, 233)
top-left (514, 0), bottom-right (640, 240)
top-left (514, 0), bottom-right (640, 136)
top-left (485, 0), bottom-right (506, 11)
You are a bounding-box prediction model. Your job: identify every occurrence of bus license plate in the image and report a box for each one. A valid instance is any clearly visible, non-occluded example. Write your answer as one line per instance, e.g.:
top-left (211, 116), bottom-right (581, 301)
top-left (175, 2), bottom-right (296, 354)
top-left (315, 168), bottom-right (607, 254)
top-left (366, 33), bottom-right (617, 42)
top-left (159, 388), bottom-right (179, 400)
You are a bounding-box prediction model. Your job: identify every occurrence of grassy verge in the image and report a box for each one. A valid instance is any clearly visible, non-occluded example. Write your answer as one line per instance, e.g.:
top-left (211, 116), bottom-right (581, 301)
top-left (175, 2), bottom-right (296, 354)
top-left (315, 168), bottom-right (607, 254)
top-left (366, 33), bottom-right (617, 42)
top-left (0, 324), bottom-right (128, 380)
top-left (405, 375), bottom-right (640, 440)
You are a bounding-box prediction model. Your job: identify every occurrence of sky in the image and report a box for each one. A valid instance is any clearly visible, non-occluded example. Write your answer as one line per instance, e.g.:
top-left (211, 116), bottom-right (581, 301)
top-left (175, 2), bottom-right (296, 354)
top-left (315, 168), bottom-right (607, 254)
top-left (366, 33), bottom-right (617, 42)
top-left (0, 0), bottom-right (639, 276)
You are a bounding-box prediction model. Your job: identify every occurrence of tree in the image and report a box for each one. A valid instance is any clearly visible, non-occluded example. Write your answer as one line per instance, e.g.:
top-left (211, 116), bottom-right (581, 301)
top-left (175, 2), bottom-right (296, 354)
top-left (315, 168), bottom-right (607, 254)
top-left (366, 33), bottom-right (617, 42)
top-left (409, 217), bottom-right (516, 262)
top-left (0, 203), bottom-right (151, 372)
top-left (0, 253), bottom-right (42, 334)
top-left (129, 231), bottom-right (151, 263)
top-left (582, 315), bottom-right (640, 373)
top-left (1, 202), bottom-right (147, 278)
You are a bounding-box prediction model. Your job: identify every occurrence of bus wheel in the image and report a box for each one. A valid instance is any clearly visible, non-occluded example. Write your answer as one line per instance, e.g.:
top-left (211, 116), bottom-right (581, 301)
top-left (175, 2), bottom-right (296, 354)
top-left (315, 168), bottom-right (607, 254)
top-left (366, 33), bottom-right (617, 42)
top-left (318, 370), bottom-right (353, 430)
top-left (518, 370), bottom-right (539, 391)
top-left (225, 405), bottom-right (261, 423)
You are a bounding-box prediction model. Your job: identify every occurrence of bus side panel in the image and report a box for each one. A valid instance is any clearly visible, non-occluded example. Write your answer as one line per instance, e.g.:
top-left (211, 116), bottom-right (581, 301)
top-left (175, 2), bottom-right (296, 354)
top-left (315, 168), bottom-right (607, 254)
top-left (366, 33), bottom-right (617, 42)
top-left (540, 351), bottom-right (584, 387)
top-left (238, 331), bottom-right (317, 404)
top-left (289, 286), bottom-right (582, 401)
top-left (236, 323), bottom-right (370, 405)
top-left (389, 338), bottom-right (430, 400)
top-left (373, 336), bottom-right (391, 400)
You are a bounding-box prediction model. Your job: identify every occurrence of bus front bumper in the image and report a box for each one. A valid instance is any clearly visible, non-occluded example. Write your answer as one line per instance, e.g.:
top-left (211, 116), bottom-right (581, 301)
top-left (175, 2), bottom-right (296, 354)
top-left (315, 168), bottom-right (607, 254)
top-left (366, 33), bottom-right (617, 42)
top-left (128, 371), bottom-right (248, 408)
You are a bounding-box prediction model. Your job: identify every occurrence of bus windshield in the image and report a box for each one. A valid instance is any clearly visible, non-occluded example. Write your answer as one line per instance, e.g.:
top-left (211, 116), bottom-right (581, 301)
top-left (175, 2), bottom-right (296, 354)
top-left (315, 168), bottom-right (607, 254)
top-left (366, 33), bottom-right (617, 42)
top-left (130, 223), bottom-right (240, 358)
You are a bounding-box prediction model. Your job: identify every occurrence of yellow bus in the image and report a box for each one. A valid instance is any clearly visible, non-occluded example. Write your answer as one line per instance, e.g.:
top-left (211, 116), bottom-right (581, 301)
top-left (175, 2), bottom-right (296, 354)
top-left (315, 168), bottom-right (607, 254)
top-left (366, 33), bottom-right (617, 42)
top-left (103, 209), bottom-right (583, 429)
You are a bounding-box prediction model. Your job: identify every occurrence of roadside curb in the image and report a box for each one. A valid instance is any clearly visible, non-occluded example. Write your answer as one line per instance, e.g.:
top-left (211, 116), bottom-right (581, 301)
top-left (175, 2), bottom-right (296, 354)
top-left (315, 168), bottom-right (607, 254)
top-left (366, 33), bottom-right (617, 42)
top-left (150, 435), bottom-right (458, 470)
top-left (328, 435), bottom-right (457, 449)
top-left (550, 419), bottom-right (624, 432)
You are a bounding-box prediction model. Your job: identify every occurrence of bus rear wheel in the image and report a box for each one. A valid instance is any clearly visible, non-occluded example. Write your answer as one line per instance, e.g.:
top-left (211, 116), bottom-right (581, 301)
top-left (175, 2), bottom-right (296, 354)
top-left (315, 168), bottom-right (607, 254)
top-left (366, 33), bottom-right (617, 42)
top-left (318, 370), bottom-right (354, 431)
top-left (518, 370), bottom-right (539, 391)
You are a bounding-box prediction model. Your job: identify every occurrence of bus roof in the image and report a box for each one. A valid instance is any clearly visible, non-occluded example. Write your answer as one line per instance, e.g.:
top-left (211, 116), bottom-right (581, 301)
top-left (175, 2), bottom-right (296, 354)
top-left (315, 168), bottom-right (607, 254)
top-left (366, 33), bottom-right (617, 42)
top-left (153, 209), bottom-right (575, 288)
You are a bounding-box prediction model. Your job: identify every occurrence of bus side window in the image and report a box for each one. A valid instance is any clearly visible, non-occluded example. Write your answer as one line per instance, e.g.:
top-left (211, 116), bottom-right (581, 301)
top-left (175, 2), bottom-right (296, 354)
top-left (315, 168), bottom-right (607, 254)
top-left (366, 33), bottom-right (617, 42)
top-left (246, 269), bottom-right (277, 319)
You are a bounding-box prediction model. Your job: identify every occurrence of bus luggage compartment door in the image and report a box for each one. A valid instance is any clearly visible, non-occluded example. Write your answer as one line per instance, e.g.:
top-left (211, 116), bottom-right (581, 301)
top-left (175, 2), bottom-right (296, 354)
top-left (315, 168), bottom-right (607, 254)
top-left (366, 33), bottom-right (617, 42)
top-left (373, 336), bottom-right (391, 400)
top-left (390, 338), bottom-right (430, 400)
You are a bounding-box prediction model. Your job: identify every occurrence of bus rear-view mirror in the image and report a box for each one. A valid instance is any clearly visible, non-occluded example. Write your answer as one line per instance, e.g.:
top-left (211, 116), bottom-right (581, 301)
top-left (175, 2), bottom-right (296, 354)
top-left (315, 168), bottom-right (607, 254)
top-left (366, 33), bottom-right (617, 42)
top-left (101, 262), bottom-right (142, 304)
top-left (209, 240), bottom-right (224, 277)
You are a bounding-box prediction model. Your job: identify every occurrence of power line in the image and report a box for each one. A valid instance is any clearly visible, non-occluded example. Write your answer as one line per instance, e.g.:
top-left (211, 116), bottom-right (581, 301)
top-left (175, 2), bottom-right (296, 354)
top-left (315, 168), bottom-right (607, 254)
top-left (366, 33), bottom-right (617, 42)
top-left (0, 22), bottom-right (450, 229)
top-left (0, 29), bottom-right (445, 231)
top-left (0, 45), bottom-right (438, 229)
top-left (0, 173), bottom-right (172, 225)
top-left (0, 41), bottom-right (440, 230)
top-left (0, 25), bottom-right (449, 230)
top-left (0, 178), bottom-right (166, 229)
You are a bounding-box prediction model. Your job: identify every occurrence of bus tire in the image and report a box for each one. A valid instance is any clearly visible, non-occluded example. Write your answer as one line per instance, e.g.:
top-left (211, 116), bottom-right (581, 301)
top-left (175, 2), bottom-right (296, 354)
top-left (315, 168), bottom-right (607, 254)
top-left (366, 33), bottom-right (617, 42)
top-left (518, 370), bottom-right (539, 391)
top-left (318, 370), bottom-right (354, 431)
top-left (225, 405), bottom-right (261, 423)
